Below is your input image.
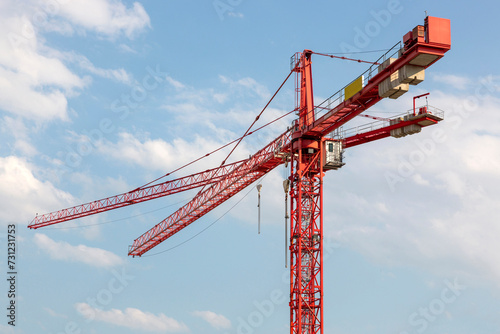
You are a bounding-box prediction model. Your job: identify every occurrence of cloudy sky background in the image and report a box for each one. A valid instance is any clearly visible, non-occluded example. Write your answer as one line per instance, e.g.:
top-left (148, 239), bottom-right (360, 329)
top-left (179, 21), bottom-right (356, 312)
top-left (0, 0), bottom-right (499, 333)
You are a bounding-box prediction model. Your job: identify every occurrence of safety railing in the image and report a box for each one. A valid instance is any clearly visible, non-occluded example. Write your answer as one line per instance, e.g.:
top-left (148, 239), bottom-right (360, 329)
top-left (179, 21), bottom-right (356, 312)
top-left (330, 105), bottom-right (445, 140)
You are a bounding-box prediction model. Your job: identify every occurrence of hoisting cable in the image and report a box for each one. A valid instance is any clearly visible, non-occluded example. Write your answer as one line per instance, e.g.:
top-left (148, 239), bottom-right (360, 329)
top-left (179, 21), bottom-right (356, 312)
top-left (256, 184), bottom-right (262, 234)
top-left (134, 108), bottom-right (295, 190)
top-left (141, 172), bottom-right (270, 257)
top-left (194, 68), bottom-right (292, 202)
top-left (283, 178), bottom-right (291, 268)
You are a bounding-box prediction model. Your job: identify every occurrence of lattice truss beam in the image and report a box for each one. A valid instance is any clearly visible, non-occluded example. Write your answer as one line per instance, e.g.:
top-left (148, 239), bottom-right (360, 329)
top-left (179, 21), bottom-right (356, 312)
top-left (289, 148), bottom-right (323, 334)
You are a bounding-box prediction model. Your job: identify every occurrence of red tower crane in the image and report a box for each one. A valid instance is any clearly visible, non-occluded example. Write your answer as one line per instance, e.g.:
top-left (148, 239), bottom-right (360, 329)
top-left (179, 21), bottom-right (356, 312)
top-left (29, 16), bottom-right (451, 334)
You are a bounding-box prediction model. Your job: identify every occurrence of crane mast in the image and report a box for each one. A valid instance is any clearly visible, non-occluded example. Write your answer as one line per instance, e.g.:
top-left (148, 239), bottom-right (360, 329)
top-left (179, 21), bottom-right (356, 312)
top-left (289, 50), bottom-right (323, 334)
top-left (28, 16), bottom-right (451, 334)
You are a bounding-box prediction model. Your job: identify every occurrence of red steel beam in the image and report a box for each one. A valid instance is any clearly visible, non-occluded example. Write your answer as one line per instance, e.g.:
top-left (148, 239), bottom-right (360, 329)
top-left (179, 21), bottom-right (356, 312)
top-left (301, 26), bottom-right (450, 139)
top-left (28, 160), bottom-right (245, 229)
top-left (289, 50), bottom-right (323, 334)
top-left (128, 130), bottom-right (291, 257)
top-left (289, 141), bottom-right (323, 334)
top-left (344, 113), bottom-right (442, 148)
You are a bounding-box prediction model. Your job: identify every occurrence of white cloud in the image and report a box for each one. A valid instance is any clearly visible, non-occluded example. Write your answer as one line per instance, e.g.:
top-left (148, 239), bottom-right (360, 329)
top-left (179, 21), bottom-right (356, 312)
top-left (0, 324), bottom-right (17, 334)
top-left (118, 43), bottom-right (138, 54)
top-left (34, 233), bottom-right (124, 267)
top-left (38, 0), bottom-right (151, 39)
top-left (325, 75), bottom-right (500, 288)
top-left (0, 56), bottom-right (77, 121)
top-left (0, 156), bottom-right (74, 223)
top-left (433, 73), bottom-right (470, 90)
top-left (412, 173), bottom-right (430, 186)
top-left (159, 75), bottom-right (292, 156)
top-left (98, 131), bottom-right (246, 173)
top-left (75, 303), bottom-right (188, 332)
top-left (72, 53), bottom-right (132, 84)
top-left (165, 76), bottom-right (186, 90)
top-left (460, 134), bottom-right (500, 174)
top-left (162, 74), bottom-right (273, 124)
top-left (219, 75), bottom-right (270, 100)
top-left (44, 307), bottom-right (68, 319)
top-left (161, 75), bottom-right (291, 142)
top-left (1, 116), bottom-right (37, 156)
top-left (0, 0), bottom-right (146, 121)
top-left (0, 13), bottom-right (88, 121)
top-left (193, 310), bottom-right (231, 330)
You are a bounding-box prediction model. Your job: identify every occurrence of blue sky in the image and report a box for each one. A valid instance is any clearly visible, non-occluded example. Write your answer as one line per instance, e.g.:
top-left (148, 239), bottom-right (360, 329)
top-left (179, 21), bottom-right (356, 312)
top-left (0, 0), bottom-right (499, 333)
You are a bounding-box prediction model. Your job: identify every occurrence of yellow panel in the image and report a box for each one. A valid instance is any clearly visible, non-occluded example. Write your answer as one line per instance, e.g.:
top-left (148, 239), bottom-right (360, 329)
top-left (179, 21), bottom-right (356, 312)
top-left (344, 75), bottom-right (364, 101)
